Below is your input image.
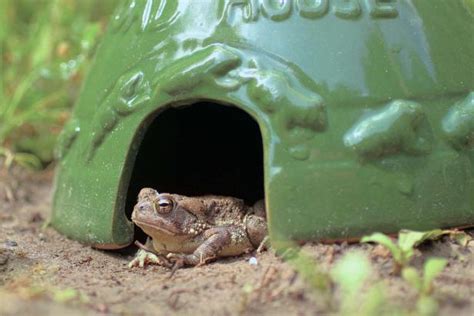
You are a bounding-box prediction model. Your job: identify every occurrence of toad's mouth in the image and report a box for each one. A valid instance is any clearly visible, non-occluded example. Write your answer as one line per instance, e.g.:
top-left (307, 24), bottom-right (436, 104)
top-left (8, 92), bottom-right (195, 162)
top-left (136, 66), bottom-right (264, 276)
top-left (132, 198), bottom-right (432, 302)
top-left (132, 219), bottom-right (183, 236)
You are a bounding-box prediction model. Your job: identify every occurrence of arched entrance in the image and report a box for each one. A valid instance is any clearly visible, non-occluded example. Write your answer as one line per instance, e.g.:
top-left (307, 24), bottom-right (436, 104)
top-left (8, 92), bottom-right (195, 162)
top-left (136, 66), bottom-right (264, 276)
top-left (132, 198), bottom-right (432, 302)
top-left (125, 101), bottom-right (265, 226)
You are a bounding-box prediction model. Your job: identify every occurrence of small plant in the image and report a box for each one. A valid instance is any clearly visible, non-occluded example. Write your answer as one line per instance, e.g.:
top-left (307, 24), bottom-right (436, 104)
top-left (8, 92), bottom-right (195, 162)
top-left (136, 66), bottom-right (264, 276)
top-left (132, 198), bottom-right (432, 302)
top-left (331, 251), bottom-right (391, 316)
top-left (361, 229), bottom-right (446, 274)
top-left (331, 251), bottom-right (371, 299)
top-left (402, 258), bottom-right (447, 316)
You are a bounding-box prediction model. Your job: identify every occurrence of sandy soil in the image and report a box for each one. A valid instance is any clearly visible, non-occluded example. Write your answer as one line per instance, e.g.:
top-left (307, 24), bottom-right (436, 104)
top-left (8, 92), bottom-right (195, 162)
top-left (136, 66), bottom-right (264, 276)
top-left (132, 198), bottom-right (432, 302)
top-left (0, 168), bottom-right (473, 316)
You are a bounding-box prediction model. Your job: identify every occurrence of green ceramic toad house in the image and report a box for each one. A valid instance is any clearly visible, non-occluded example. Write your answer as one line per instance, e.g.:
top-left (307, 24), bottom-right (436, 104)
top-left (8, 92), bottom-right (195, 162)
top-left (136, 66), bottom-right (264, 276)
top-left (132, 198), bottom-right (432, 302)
top-left (52, 0), bottom-right (474, 249)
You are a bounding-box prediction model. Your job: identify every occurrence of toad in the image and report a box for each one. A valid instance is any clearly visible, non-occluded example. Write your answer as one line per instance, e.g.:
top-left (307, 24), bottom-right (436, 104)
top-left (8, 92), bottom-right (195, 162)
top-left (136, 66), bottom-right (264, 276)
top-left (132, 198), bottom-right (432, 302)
top-left (128, 188), bottom-right (267, 269)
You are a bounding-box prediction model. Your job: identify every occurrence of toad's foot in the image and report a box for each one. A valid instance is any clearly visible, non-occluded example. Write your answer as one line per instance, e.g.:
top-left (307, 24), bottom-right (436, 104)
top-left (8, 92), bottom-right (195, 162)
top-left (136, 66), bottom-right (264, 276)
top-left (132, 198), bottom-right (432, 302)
top-left (166, 253), bottom-right (187, 275)
top-left (166, 252), bottom-right (214, 268)
top-left (128, 249), bottom-right (171, 268)
top-left (166, 252), bottom-right (212, 276)
top-left (166, 253), bottom-right (196, 267)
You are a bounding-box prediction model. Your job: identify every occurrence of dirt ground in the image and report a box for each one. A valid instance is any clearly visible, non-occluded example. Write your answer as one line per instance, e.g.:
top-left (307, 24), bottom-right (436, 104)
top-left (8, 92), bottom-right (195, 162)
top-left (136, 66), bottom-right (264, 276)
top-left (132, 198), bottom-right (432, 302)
top-left (0, 168), bottom-right (473, 316)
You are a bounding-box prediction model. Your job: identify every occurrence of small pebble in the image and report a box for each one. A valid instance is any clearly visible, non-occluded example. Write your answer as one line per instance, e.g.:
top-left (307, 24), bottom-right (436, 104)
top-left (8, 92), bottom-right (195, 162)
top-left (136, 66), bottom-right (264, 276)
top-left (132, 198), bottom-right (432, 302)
top-left (5, 240), bottom-right (17, 247)
top-left (39, 233), bottom-right (47, 242)
top-left (249, 257), bottom-right (258, 265)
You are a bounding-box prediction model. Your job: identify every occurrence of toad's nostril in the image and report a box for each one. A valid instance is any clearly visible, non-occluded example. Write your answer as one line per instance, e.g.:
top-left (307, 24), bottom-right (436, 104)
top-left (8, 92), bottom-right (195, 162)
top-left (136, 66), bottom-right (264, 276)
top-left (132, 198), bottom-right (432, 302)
top-left (139, 204), bottom-right (146, 211)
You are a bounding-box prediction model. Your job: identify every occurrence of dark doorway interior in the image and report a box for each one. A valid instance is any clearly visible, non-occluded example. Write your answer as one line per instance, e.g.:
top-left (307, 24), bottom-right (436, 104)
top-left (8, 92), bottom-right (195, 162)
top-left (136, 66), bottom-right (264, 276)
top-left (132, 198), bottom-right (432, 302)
top-left (125, 102), bottom-right (265, 221)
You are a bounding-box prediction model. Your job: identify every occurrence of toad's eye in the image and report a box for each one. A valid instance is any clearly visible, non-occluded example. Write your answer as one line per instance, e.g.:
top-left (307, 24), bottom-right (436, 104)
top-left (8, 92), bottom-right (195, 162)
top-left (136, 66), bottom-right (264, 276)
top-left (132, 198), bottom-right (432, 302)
top-left (154, 198), bottom-right (173, 213)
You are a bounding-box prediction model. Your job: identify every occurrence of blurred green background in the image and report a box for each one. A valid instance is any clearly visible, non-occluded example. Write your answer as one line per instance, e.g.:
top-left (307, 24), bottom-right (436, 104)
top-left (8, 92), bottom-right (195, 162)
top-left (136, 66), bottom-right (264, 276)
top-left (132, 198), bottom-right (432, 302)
top-left (0, 0), bottom-right (116, 169)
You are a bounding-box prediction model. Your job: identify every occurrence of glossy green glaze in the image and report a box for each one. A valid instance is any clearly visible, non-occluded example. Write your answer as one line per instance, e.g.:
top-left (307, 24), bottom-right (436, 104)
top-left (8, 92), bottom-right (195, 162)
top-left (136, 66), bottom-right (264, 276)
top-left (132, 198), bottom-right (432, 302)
top-left (52, 0), bottom-right (474, 248)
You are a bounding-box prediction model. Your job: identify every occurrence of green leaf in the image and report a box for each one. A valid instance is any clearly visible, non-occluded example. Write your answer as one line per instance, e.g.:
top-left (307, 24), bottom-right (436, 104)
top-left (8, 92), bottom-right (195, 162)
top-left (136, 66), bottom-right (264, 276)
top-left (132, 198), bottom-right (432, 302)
top-left (242, 283), bottom-right (253, 294)
top-left (31, 10), bottom-right (54, 68)
top-left (447, 230), bottom-right (473, 247)
top-left (422, 258), bottom-right (447, 295)
top-left (401, 267), bottom-right (421, 291)
top-left (331, 251), bottom-right (371, 295)
top-left (13, 152), bottom-right (43, 170)
top-left (416, 296), bottom-right (439, 316)
top-left (398, 229), bottom-right (445, 253)
top-left (361, 233), bottom-right (401, 263)
top-left (53, 288), bottom-right (78, 303)
top-left (359, 284), bottom-right (389, 316)
top-left (14, 133), bottom-right (58, 163)
top-left (81, 23), bottom-right (100, 51)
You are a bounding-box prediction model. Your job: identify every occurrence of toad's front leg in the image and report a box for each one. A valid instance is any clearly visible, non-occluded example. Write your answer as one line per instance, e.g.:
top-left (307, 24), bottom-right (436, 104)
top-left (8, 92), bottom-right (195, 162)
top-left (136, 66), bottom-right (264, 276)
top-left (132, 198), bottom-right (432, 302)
top-left (128, 238), bottom-right (172, 268)
top-left (167, 227), bottom-right (232, 268)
